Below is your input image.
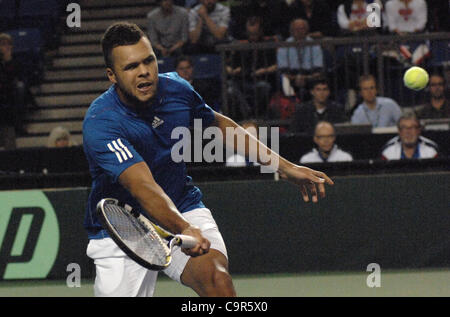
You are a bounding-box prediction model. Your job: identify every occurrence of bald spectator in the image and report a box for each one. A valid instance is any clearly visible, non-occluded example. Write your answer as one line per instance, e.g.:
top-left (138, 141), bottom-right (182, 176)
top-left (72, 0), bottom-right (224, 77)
top-left (300, 121), bottom-right (353, 163)
top-left (277, 18), bottom-right (324, 98)
top-left (381, 112), bottom-right (439, 160)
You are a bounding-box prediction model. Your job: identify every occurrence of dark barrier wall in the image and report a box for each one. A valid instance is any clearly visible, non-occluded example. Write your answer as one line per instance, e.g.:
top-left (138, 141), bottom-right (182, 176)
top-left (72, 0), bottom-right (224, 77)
top-left (0, 173), bottom-right (449, 280)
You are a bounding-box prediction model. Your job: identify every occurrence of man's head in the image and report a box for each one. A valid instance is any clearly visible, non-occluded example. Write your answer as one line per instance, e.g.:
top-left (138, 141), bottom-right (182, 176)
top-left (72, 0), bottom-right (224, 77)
top-left (313, 121), bottom-right (336, 154)
top-left (429, 73), bottom-right (446, 100)
top-left (397, 112), bottom-right (421, 148)
top-left (175, 55), bottom-right (194, 83)
top-left (290, 19), bottom-right (309, 41)
top-left (159, 0), bottom-right (174, 13)
top-left (102, 22), bottom-right (159, 109)
top-left (246, 16), bottom-right (263, 42)
top-left (201, 0), bottom-right (217, 12)
top-left (359, 74), bottom-right (378, 105)
top-left (309, 77), bottom-right (330, 106)
top-left (0, 33), bottom-right (13, 62)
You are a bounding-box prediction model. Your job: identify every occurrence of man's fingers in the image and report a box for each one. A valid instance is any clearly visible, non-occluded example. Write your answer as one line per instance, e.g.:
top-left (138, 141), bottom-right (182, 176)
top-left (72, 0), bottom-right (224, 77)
top-left (308, 182), bottom-right (319, 203)
top-left (299, 185), bottom-right (309, 202)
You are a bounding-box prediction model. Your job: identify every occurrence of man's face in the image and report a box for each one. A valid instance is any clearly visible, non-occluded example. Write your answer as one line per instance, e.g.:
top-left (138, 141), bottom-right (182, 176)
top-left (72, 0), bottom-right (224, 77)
top-left (398, 118), bottom-right (421, 147)
top-left (310, 83), bottom-right (330, 104)
top-left (314, 123), bottom-right (336, 153)
top-left (360, 79), bottom-right (377, 104)
top-left (160, 0), bottom-right (173, 12)
top-left (108, 37), bottom-right (159, 109)
top-left (201, 0), bottom-right (217, 12)
top-left (291, 20), bottom-right (308, 41)
top-left (176, 60), bottom-right (193, 82)
top-left (0, 40), bottom-right (13, 62)
top-left (246, 22), bottom-right (261, 42)
top-left (429, 75), bottom-right (445, 99)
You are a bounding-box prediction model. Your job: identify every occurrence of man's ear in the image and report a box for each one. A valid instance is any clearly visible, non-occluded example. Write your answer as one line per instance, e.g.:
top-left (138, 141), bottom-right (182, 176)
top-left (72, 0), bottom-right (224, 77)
top-left (106, 67), bottom-right (117, 84)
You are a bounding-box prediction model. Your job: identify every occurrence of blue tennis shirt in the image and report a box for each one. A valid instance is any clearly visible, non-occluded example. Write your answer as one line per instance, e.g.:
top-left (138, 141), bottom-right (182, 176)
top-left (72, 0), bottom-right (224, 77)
top-left (83, 72), bottom-right (215, 239)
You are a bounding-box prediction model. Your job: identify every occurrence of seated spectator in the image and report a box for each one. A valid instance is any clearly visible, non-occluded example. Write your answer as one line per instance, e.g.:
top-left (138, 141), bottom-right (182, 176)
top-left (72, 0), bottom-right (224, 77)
top-left (297, 0), bottom-right (335, 38)
top-left (300, 121), bottom-right (353, 163)
top-left (226, 16), bottom-right (278, 118)
top-left (47, 126), bottom-right (74, 148)
top-left (385, 0), bottom-right (429, 65)
top-left (232, 0), bottom-right (282, 39)
top-left (188, 0), bottom-right (230, 54)
top-left (385, 0), bottom-right (427, 35)
top-left (381, 112), bottom-right (439, 160)
top-left (277, 19), bottom-right (324, 99)
top-left (226, 120), bottom-right (260, 167)
top-left (351, 74), bottom-right (402, 127)
top-left (175, 55), bottom-right (221, 111)
top-left (426, 0), bottom-right (449, 32)
top-left (0, 33), bottom-right (35, 136)
top-left (290, 77), bottom-right (347, 134)
top-left (337, 0), bottom-right (382, 36)
top-left (415, 72), bottom-right (449, 119)
top-left (147, 0), bottom-right (189, 58)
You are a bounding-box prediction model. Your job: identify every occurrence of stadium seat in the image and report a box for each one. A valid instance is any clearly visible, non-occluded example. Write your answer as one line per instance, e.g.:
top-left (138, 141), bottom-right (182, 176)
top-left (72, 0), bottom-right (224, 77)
top-left (192, 54), bottom-right (222, 80)
top-left (6, 28), bottom-right (44, 85)
top-left (158, 57), bottom-right (175, 73)
top-left (430, 40), bottom-right (450, 67)
top-left (0, 0), bottom-right (16, 29)
top-left (6, 28), bottom-right (43, 54)
top-left (18, 0), bottom-right (61, 49)
top-left (18, 0), bottom-right (60, 18)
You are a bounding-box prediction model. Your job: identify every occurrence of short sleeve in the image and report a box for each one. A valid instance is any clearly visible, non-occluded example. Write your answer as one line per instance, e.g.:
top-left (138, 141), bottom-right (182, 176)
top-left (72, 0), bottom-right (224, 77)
top-left (83, 115), bottom-right (144, 183)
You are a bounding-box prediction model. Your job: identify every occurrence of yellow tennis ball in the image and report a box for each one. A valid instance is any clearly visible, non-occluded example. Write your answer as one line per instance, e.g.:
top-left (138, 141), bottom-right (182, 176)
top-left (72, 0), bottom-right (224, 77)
top-left (403, 66), bottom-right (429, 91)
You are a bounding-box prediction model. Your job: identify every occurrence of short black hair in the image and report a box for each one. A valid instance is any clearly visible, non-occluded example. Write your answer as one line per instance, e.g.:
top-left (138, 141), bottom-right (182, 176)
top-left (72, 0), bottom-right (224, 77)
top-left (175, 55), bottom-right (193, 68)
top-left (101, 22), bottom-right (147, 69)
top-left (308, 75), bottom-right (329, 90)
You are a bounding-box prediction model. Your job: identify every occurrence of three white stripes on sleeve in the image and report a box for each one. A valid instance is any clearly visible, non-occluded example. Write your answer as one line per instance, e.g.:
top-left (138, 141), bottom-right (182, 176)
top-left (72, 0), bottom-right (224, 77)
top-left (107, 139), bottom-right (133, 163)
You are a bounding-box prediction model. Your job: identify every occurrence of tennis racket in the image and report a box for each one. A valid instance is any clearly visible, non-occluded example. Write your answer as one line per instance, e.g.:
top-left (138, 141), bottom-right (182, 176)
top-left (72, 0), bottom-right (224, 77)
top-left (96, 198), bottom-right (198, 271)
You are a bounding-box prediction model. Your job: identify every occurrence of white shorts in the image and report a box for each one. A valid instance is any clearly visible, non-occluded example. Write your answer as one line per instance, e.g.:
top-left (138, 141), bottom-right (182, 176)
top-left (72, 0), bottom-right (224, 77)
top-left (86, 207), bottom-right (227, 297)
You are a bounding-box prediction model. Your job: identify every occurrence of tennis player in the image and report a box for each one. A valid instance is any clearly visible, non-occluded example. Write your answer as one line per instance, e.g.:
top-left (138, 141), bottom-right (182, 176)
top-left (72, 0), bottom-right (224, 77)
top-left (83, 22), bottom-right (333, 297)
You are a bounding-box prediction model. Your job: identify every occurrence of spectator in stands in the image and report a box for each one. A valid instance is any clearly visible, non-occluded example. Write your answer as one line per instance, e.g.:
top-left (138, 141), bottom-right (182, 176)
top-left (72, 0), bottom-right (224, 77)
top-left (47, 126), bottom-right (74, 148)
top-left (415, 73), bottom-right (449, 119)
top-left (147, 0), bottom-right (189, 58)
top-left (351, 74), bottom-right (402, 127)
top-left (188, 0), bottom-right (230, 54)
top-left (337, 0), bottom-right (382, 35)
top-left (175, 55), bottom-right (221, 111)
top-left (226, 120), bottom-right (260, 167)
top-left (297, 0), bottom-right (336, 38)
top-left (290, 77), bottom-right (347, 134)
top-left (385, 0), bottom-right (427, 35)
top-left (277, 19), bottom-right (324, 99)
top-left (226, 16), bottom-right (278, 118)
top-left (384, 0), bottom-right (429, 65)
top-left (426, 0), bottom-right (449, 32)
top-left (0, 33), bottom-right (30, 136)
top-left (232, 0), bottom-right (282, 39)
top-left (300, 121), bottom-right (353, 163)
top-left (381, 112), bottom-right (439, 160)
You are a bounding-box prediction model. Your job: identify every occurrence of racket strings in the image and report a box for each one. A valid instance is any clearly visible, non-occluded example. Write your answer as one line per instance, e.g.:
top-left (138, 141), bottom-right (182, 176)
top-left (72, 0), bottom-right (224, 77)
top-left (105, 204), bottom-right (170, 267)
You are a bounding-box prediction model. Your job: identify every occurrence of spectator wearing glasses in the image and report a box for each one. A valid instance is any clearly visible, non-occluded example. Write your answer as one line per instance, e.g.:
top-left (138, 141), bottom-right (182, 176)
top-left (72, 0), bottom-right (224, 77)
top-left (300, 121), bottom-right (353, 163)
top-left (381, 112), bottom-right (439, 160)
top-left (415, 73), bottom-right (449, 119)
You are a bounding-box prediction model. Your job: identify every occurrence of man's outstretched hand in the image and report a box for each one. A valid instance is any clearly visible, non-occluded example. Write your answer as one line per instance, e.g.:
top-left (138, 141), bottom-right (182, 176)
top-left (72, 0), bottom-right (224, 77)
top-left (278, 165), bottom-right (334, 203)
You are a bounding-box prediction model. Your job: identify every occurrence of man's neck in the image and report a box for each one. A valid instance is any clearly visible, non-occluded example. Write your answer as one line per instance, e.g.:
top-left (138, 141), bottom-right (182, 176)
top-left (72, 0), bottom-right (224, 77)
top-left (313, 100), bottom-right (327, 111)
top-left (431, 97), bottom-right (445, 110)
top-left (365, 99), bottom-right (377, 110)
top-left (402, 143), bottom-right (417, 158)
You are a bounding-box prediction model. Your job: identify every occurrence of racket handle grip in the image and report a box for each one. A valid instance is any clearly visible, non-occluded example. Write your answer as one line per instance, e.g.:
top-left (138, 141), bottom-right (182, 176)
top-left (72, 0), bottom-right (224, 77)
top-left (174, 234), bottom-right (198, 249)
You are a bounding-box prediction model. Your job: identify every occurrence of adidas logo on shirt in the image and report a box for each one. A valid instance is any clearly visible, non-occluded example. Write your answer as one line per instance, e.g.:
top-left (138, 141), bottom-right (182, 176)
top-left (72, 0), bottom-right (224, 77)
top-left (152, 116), bottom-right (164, 128)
